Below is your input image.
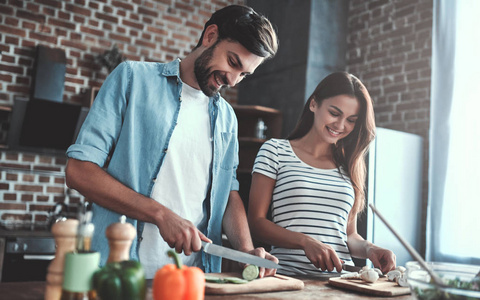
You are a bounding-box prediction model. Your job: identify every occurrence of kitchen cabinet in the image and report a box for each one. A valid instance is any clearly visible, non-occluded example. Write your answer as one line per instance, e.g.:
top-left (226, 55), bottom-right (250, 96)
top-left (231, 104), bottom-right (282, 211)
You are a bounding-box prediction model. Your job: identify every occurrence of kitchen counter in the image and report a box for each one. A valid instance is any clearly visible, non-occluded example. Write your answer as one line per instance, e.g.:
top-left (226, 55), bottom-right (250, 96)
top-left (0, 278), bottom-right (413, 300)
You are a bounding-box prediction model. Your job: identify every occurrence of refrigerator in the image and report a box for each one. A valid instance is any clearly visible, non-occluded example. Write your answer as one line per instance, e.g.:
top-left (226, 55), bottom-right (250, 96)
top-left (356, 127), bottom-right (424, 267)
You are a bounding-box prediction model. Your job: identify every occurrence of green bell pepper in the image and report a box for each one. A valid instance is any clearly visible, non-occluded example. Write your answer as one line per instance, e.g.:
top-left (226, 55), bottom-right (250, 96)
top-left (93, 260), bottom-right (146, 300)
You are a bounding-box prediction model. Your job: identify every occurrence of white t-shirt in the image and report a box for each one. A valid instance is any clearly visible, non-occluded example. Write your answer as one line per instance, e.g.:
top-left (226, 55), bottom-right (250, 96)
top-left (139, 83), bottom-right (212, 279)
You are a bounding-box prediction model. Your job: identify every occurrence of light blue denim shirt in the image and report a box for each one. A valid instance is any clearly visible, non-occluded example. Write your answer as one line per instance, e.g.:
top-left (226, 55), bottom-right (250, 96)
top-left (66, 59), bottom-right (239, 273)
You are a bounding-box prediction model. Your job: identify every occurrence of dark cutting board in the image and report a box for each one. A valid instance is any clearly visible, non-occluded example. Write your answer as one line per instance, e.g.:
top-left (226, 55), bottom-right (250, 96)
top-left (328, 277), bottom-right (411, 296)
top-left (205, 272), bottom-right (304, 295)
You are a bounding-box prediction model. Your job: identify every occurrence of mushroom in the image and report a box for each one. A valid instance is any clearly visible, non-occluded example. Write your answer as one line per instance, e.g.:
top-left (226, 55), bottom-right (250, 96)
top-left (360, 265), bottom-right (371, 272)
top-left (373, 268), bottom-right (383, 277)
top-left (360, 269), bottom-right (380, 283)
top-left (386, 269), bottom-right (402, 282)
top-left (386, 266), bottom-right (409, 287)
top-left (397, 274), bottom-right (409, 287)
top-left (340, 272), bottom-right (360, 279)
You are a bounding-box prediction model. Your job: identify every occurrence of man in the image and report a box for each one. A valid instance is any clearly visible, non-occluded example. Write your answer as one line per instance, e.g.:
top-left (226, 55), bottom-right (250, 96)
top-left (65, 5), bottom-right (279, 279)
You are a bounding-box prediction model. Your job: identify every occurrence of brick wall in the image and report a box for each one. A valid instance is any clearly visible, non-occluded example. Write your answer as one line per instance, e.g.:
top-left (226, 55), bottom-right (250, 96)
top-left (346, 0), bottom-right (433, 255)
top-left (0, 151), bottom-right (84, 225)
top-left (0, 0), bottom-right (242, 224)
top-left (0, 0), bottom-right (242, 106)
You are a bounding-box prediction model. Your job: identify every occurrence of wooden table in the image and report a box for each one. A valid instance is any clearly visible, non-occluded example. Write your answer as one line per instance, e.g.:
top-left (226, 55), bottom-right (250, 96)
top-left (0, 278), bottom-right (414, 300)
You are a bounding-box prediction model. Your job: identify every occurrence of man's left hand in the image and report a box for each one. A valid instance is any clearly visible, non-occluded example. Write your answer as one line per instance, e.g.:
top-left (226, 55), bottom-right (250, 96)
top-left (246, 247), bottom-right (279, 278)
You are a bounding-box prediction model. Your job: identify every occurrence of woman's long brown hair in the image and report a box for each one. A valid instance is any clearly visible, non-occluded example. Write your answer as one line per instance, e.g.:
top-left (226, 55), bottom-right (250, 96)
top-left (288, 72), bottom-right (376, 218)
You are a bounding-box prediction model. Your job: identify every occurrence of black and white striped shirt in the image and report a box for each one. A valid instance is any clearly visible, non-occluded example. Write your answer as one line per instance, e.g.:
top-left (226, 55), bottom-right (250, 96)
top-left (252, 139), bottom-right (355, 276)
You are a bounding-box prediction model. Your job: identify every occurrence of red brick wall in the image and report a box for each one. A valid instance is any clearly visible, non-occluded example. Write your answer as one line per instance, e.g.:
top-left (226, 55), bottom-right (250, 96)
top-left (0, 151), bottom-right (84, 225)
top-left (0, 0), bottom-right (243, 106)
top-left (346, 0), bottom-right (433, 255)
top-left (0, 0), bottom-right (243, 224)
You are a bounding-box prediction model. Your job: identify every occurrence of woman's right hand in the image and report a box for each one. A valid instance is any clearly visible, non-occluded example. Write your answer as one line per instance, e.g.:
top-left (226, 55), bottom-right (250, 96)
top-left (303, 236), bottom-right (343, 272)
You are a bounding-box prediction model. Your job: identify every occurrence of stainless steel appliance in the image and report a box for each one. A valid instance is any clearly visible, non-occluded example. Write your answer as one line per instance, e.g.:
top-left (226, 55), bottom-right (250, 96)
top-left (1, 235), bottom-right (55, 282)
top-left (0, 200), bottom-right (76, 282)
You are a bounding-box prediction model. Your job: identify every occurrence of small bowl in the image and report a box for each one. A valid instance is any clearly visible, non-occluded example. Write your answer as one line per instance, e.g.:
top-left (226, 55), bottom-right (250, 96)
top-left (406, 261), bottom-right (480, 300)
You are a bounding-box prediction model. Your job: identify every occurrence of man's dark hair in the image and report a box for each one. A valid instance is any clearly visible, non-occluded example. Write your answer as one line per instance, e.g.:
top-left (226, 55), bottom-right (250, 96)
top-left (195, 5), bottom-right (278, 60)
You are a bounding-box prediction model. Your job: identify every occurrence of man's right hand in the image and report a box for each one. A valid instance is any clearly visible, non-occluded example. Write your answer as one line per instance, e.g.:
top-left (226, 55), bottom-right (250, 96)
top-left (156, 207), bottom-right (211, 256)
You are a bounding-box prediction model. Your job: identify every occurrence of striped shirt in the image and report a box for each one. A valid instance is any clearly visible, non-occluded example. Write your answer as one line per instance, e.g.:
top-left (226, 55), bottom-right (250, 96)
top-left (252, 139), bottom-right (355, 276)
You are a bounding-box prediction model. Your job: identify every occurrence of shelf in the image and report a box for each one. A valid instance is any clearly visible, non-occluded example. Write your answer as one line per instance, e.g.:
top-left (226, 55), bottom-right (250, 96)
top-left (233, 104), bottom-right (282, 139)
top-left (233, 104), bottom-right (282, 181)
top-left (0, 105), bottom-right (12, 112)
top-left (231, 104), bottom-right (281, 116)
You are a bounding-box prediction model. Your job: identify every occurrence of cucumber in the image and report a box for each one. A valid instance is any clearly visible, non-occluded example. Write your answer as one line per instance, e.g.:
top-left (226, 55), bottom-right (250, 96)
top-left (242, 265), bottom-right (259, 281)
top-left (223, 277), bottom-right (249, 284)
top-left (205, 275), bottom-right (248, 284)
top-left (205, 275), bottom-right (225, 283)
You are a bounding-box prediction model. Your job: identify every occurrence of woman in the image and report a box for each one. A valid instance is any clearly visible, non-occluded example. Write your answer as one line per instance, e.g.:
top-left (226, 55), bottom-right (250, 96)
top-left (248, 72), bottom-right (396, 276)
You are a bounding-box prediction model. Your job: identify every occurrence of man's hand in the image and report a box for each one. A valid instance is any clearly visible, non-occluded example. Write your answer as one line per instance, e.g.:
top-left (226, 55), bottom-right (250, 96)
top-left (156, 207), bottom-right (211, 256)
top-left (367, 246), bottom-right (396, 274)
top-left (246, 247), bottom-right (279, 278)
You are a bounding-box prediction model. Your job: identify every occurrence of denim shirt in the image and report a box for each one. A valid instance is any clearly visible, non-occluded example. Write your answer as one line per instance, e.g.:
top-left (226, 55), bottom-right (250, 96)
top-left (66, 59), bottom-right (240, 273)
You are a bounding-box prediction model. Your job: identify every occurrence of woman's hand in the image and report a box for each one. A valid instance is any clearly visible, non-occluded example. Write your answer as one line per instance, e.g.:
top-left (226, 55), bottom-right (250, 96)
top-left (303, 236), bottom-right (343, 272)
top-left (367, 246), bottom-right (396, 274)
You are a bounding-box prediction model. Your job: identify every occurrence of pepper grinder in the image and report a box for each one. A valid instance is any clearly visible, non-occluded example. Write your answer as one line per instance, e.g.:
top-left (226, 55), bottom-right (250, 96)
top-left (106, 215), bottom-right (136, 263)
top-left (45, 219), bottom-right (79, 300)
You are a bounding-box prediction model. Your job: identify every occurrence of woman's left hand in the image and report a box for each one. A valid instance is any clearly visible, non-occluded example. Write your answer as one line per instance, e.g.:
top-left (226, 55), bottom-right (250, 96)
top-left (367, 246), bottom-right (396, 274)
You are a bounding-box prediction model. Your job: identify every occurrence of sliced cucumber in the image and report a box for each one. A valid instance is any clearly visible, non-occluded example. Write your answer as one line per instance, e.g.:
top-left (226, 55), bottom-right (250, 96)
top-left (242, 265), bottom-right (260, 281)
top-left (205, 275), bottom-right (248, 284)
top-left (223, 277), bottom-right (249, 284)
top-left (205, 275), bottom-right (225, 283)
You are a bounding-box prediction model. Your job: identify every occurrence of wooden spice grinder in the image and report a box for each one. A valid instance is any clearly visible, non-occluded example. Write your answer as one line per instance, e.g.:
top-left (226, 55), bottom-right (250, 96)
top-left (105, 215), bottom-right (136, 263)
top-left (45, 219), bottom-right (79, 300)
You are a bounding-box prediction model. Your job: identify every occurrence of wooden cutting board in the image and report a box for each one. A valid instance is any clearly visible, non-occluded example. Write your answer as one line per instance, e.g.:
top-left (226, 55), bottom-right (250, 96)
top-left (205, 272), bottom-right (304, 295)
top-left (328, 277), bottom-right (411, 296)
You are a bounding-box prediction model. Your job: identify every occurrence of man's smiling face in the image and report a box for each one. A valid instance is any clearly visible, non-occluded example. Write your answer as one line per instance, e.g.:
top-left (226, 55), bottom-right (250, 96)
top-left (194, 39), bottom-right (264, 97)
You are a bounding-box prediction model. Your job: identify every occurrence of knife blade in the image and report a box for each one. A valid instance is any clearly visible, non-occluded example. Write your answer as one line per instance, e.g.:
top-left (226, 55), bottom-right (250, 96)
top-left (342, 264), bottom-right (362, 273)
top-left (201, 241), bottom-right (281, 269)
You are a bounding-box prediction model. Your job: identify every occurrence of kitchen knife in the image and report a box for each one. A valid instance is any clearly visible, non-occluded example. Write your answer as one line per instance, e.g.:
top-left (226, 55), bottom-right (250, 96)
top-left (342, 264), bottom-right (362, 273)
top-left (201, 241), bottom-right (281, 269)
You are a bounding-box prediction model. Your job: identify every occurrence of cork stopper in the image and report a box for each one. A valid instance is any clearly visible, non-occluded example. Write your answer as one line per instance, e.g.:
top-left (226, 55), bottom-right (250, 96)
top-left (105, 215), bottom-right (136, 263)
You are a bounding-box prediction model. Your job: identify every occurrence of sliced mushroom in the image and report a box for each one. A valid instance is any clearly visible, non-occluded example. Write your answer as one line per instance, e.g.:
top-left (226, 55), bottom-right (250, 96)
top-left (340, 272), bottom-right (360, 279)
top-left (386, 269), bottom-right (402, 282)
top-left (397, 274), bottom-right (409, 287)
top-left (373, 268), bottom-right (384, 277)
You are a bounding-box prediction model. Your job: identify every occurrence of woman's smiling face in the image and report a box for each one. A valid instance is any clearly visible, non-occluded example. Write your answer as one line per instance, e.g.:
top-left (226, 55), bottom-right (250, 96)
top-left (309, 94), bottom-right (360, 144)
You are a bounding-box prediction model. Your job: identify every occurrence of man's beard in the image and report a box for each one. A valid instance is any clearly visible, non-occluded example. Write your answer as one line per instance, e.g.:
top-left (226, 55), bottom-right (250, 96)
top-left (194, 41), bottom-right (227, 97)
